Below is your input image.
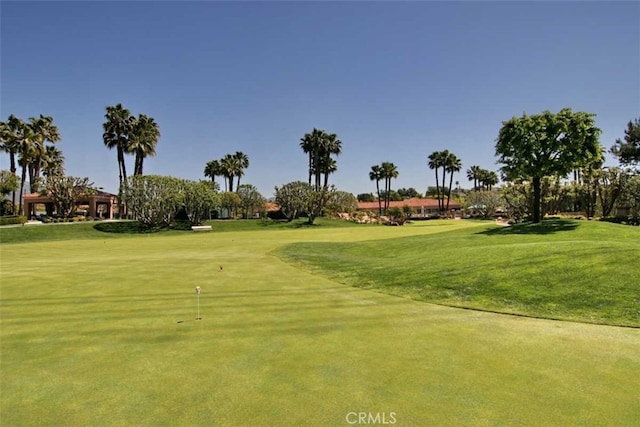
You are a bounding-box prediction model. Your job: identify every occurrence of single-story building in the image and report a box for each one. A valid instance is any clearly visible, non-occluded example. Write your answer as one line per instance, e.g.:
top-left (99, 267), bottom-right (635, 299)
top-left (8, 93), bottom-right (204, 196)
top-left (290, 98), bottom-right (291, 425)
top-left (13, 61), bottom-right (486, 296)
top-left (357, 197), bottom-right (461, 217)
top-left (23, 191), bottom-right (118, 219)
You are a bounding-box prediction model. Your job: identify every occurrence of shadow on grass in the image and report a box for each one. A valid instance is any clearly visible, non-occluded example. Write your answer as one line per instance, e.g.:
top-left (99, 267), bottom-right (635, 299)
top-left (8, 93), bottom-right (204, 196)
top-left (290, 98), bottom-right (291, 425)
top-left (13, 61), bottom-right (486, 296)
top-left (258, 219), bottom-right (319, 229)
top-left (477, 219), bottom-right (580, 235)
top-left (93, 221), bottom-right (165, 234)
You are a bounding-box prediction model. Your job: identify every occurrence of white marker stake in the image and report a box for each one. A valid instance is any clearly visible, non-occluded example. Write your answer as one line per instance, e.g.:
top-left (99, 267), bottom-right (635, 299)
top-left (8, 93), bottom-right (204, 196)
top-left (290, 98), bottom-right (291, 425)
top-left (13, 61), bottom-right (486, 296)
top-left (195, 286), bottom-right (202, 320)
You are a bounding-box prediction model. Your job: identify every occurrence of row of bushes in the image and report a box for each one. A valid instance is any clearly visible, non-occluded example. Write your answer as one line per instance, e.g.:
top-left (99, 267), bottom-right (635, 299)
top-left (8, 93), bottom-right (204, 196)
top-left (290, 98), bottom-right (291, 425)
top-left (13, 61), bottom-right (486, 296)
top-left (0, 215), bottom-right (28, 226)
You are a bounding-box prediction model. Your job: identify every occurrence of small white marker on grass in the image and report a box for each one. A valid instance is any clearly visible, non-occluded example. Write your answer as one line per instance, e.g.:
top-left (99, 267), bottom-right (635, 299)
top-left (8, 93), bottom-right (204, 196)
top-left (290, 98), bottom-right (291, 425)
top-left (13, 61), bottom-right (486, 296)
top-left (195, 286), bottom-right (202, 321)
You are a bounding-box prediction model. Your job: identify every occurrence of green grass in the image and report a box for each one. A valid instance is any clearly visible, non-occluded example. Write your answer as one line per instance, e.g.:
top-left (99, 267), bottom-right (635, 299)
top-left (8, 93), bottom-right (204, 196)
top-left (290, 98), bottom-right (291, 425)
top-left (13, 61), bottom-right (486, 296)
top-left (0, 217), bottom-right (361, 245)
top-left (1, 220), bottom-right (639, 425)
top-left (277, 219), bottom-right (640, 327)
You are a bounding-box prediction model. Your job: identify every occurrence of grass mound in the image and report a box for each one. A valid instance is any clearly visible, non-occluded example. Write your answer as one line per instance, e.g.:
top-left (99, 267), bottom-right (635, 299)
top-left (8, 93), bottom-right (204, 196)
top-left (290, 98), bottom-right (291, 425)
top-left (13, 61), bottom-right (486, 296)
top-left (277, 219), bottom-right (640, 327)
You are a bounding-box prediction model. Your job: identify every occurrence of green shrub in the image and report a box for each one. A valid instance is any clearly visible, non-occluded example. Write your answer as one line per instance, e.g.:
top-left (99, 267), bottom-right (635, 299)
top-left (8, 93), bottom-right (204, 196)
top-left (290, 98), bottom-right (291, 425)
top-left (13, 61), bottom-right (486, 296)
top-left (0, 215), bottom-right (28, 226)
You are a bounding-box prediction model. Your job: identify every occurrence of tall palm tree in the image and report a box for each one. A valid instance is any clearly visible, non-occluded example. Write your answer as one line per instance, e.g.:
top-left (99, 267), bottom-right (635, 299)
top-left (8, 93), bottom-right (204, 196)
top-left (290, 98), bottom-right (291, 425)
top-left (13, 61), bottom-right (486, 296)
top-left (381, 162), bottom-right (399, 213)
top-left (129, 114), bottom-right (160, 176)
top-left (483, 170), bottom-right (499, 191)
top-left (428, 151), bottom-right (444, 212)
top-left (103, 104), bottom-right (135, 187)
top-left (445, 153), bottom-right (462, 211)
top-left (299, 130), bottom-right (319, 186)
top-left (466, 165), bottom-right (482, 191)
top-left (300, 129), bottom-right (341, 191)
top-left (220, 154), bottom-right (241, 192)
top-left (369, 164), bottom-right (383, 216)
top-left (15, 122), bottom-right (38, 215)
top-left (320, 132), bottom-right (342, 189)
top-left (204, 159), bottom-right (223, 188)
top-left (233, 151), bottom-right (249, 189)
top-left (26, 115), bottom-right (60, 193)
top-left (42, 146), bottom-right (65, 178)
top-left (1, 115), bottom-right (23, 206)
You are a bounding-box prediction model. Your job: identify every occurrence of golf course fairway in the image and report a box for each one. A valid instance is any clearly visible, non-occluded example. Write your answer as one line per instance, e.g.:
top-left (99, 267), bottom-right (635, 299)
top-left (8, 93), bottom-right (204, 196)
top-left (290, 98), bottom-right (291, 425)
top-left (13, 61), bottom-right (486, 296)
top-left (1, 220), bottom-right (638, 426)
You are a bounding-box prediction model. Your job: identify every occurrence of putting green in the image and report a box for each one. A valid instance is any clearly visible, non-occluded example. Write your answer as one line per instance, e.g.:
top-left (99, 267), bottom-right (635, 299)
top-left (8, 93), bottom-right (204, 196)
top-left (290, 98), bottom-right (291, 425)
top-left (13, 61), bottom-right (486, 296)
top-left (1, 222), bottom-right (638, 426)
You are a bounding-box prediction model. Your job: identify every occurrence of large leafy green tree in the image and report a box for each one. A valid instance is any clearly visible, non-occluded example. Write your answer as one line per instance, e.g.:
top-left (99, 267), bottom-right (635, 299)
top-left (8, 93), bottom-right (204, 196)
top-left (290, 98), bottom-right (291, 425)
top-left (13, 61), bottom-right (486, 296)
top-left (495, 108), bottom-right (602, 223)
top-left (121, 175), bottom-right (184, 227)
top-left (42, 176), bottom-right (95, 218)
top-left (274, 181), bottom-right (312, 221)
top-left (0, 170), bottom-right (19, 201)
top-left (219, 191), bottom-right (242, 219)
top-left (324, 191), bottom-right (358, 216)
top-left (182, 180), bottom-right (219, 225)
top-left (610, 118), bottom-right (640, 168)
top-left (619, 174), bottom-right (640, 225)
top-left (594, 167), bottom-right (625, 218)
top-left (236, 184), bottom-right (265, 219)
top-left (397, 187), bottom-right (420, 199)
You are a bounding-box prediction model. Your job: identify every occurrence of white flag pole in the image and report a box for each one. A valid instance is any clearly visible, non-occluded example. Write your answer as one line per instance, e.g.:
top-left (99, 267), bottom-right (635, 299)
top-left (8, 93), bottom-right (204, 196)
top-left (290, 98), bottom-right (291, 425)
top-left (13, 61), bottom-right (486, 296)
top-left (195, 286), bottom-right (202, 320)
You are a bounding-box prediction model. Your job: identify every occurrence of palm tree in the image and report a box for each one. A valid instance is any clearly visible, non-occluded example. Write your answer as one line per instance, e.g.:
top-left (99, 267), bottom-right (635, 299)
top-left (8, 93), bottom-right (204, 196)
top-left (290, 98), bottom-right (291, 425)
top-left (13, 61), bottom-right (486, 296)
top-left (428, 151), bottom-right (445, 212)
top-left (129, 114), bottom-right (160, 176)
top-left (300, 129), bottom-right (341, 191)
top-left (320, 132), bottom-right (342, 189)
top-left (15, 122), bottom-right (38, 215)
top-left (1, 115), bottom-right (23, 207)
top-left (369, 164), bottom-right (383, 216)
top-left (299, 129), bottom-right (319, 186)
top-left (42, 146), bottom-right (65, 178)
top-left (483, 170), bottom-right (499, 191)
top-left (204, 159), bottom-right (223, 188)
top-left (381, 162), bottom-right (399, 213)
top-left (233, 151), bottom-right (249, 189)
top-left (466, 165), bottom-right (482, 191)
top-left (219, 154), bottom-right (241, 192)
top-left (26, 115), bottom-right (60, 193)
top-left (444, 153), bottom-right (462, 211)
top-left (103, 104), bottom-right (135, 187)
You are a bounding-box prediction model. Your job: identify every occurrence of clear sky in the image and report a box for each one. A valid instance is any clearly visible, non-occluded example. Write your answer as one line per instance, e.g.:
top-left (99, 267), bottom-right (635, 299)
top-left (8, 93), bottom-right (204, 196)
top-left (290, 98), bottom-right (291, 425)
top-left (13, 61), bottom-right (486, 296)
top-left (1, 1), bottom-right (638, 198)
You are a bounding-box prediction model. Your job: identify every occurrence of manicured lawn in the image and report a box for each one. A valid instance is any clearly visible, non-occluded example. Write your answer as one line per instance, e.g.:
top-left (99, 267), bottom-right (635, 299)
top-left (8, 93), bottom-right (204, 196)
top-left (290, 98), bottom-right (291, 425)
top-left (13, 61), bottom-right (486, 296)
top-left (278, 219), bottom-right (640, 327)
top-left (1, 220), bottom-right (639, 425)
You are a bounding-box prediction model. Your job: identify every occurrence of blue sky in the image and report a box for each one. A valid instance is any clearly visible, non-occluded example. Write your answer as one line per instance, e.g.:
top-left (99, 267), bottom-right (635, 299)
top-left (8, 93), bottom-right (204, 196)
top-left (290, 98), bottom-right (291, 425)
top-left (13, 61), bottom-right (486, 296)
top-left (2, 1), bottom-right (638, 198)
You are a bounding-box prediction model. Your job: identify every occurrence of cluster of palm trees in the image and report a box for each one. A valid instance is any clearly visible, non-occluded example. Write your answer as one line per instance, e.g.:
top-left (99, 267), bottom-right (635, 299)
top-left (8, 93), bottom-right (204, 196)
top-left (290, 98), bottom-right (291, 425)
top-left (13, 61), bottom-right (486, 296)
top-left (466, 165), bottom-right (499, 191)
top-left (428, 150), bottom-right (462, 212)
top-left (299, 128), bottom-right (342, 191)
top-left (369, 162), bottom-right (399, 215)
top-left (204, 152), bottom-right (250, 192)
top-left (0, 114), bottom-right (63, 214)
top-left (102, 103), bottom-right (161, 188)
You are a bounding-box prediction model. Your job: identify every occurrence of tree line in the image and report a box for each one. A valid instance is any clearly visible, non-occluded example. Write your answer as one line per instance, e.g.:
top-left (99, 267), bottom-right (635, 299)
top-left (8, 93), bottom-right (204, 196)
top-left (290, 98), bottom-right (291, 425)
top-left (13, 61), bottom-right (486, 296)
top-left (2, 105), bottom-right (639, 226)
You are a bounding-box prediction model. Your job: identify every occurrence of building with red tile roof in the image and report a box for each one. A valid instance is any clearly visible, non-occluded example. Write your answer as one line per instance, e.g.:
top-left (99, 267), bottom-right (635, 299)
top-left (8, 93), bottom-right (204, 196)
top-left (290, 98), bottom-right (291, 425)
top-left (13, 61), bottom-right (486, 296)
top-left (357, 197), bottom-right (461, 217)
